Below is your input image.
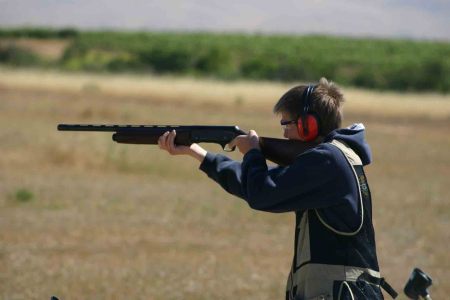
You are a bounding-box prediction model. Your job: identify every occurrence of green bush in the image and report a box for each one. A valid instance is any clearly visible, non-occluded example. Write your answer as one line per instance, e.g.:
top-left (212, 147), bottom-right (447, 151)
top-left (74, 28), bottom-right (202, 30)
top-left (0, 45), bottom-right (41, 66)
top-left (15, 188), bottom-right (34, 203)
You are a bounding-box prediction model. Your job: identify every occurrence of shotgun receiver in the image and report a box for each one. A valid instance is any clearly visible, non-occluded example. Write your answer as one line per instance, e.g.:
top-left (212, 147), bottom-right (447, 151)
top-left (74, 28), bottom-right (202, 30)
top-left (57, 124), bottom-right (318, 166)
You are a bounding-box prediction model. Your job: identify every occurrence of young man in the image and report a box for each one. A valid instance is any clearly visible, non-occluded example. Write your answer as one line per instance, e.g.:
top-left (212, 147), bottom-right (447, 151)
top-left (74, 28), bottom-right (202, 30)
top-left (158, 78), bottom-right (396, 299)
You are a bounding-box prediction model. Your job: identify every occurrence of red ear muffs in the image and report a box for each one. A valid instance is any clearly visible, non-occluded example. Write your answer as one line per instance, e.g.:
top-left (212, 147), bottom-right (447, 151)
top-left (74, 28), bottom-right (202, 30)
top-left (297, 114), bottom-right (319, 141)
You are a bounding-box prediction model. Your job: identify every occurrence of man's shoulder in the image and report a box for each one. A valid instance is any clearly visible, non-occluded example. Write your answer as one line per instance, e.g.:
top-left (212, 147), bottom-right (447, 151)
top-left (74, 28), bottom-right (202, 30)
top-left (310, 141), bottom-right (344, 159)
top-left (293, 142), bottom-right (343, 167)
top-left (302, 141), bottom-right (357, 170)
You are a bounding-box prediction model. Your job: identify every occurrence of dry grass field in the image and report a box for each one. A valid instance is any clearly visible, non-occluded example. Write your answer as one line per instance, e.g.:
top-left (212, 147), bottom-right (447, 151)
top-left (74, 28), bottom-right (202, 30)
top-left (0, 68), bottom-right (449, 299)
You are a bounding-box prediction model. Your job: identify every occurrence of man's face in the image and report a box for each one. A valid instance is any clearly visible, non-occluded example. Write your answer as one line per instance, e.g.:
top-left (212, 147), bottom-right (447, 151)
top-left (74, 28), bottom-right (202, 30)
top-left (280, 111), bottom-right (302, 140)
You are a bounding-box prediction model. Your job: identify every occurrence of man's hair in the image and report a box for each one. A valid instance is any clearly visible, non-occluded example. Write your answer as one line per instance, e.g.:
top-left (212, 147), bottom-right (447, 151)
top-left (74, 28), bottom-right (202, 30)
top-left (273, 77), bottom-right (345, 136)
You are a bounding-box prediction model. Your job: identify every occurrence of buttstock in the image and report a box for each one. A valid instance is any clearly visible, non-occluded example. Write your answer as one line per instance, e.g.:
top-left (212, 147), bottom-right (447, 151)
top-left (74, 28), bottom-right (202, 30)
top-left (259, 137), bottom-right (318, 166)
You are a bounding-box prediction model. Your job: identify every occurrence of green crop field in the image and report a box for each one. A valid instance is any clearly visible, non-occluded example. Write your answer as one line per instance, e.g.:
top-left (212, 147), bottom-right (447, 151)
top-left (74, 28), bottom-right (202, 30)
top-left (1, 28), bottom-right (449, 92)
top-left (0, 68), bottom-right (449, 299)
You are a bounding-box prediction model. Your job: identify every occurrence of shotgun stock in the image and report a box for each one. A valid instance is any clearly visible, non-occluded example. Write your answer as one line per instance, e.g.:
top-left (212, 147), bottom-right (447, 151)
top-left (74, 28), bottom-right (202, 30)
top-left (57, 124), bottom-right (318, 166)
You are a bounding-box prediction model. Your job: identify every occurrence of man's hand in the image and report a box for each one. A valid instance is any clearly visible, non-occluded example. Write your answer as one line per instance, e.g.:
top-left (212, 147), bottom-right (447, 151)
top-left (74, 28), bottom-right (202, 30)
top-left (228, 130), bottom-right (261, 155)
top-left (158, 130), bottom-right (207, 163)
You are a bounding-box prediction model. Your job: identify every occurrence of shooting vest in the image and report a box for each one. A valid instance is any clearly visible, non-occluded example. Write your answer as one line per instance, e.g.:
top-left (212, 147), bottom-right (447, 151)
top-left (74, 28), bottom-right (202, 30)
top-left (285, 140), bottom-right (397, 300)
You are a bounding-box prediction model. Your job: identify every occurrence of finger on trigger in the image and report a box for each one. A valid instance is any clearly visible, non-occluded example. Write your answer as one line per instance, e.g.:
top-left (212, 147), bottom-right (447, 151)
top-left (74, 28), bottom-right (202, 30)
top-left (228, 137), bottom-right (236, 149)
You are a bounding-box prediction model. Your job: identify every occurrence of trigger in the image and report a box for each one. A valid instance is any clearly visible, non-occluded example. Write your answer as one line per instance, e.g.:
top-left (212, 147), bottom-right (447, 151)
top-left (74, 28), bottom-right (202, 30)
top-left (224, 144), bottom-right (235, 152)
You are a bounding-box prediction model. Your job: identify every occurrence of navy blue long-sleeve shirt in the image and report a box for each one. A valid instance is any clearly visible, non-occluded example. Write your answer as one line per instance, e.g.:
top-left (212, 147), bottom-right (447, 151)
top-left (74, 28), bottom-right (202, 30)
top-left (199, 124), bottom-right (372, 231)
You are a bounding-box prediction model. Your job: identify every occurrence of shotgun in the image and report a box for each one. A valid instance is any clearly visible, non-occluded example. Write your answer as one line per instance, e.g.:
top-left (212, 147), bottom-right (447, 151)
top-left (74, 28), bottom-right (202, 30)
top-left (57, 124), bottom-right (318, 166)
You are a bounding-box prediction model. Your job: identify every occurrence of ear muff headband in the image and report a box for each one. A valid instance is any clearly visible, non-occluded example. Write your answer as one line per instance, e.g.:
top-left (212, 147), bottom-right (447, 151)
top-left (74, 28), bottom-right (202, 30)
top-left (301, 85), bottom-right (314, 135)
top-left (298, 85), bottom-right (319, 141)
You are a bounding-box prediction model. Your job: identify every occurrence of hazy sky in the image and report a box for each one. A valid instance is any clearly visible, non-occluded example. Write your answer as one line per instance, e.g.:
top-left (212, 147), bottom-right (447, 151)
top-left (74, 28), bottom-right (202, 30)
top-left (1, 0), bottom-right (449, 41)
